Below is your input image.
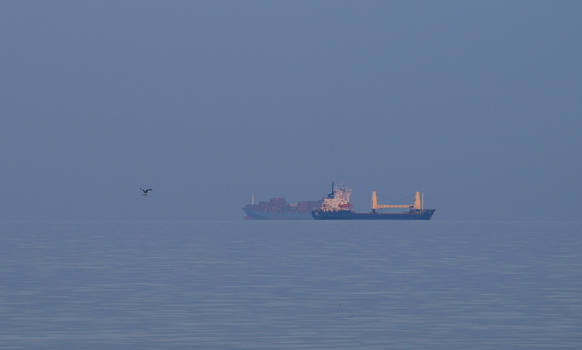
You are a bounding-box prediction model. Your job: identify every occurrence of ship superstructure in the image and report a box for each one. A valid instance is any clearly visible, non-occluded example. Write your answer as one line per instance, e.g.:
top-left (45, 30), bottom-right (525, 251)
top-left (320, 183), bottom-right (353, 212)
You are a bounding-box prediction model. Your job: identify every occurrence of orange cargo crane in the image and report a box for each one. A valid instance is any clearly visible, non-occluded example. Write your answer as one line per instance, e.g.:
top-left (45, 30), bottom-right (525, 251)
top-left (371, 191), bottom-right (423, 211)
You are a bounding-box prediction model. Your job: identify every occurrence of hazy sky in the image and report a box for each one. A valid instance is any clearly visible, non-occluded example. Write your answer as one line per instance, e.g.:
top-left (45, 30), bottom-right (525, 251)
top-left (1, 1), bottom-right (580, 220)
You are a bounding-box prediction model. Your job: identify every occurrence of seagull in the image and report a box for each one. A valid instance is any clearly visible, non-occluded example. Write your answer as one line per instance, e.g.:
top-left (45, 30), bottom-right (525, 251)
top-left (140, 188), bottom-right (153, 195)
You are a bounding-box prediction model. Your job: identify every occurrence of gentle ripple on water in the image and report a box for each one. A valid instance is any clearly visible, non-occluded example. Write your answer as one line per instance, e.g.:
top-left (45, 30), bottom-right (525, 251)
top-left (0, 220), bottom-right (581, 349)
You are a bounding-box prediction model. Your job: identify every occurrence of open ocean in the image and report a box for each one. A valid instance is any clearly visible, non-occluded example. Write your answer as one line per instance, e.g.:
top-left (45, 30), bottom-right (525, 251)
top-left (1, 220), bottom-right (581, 349)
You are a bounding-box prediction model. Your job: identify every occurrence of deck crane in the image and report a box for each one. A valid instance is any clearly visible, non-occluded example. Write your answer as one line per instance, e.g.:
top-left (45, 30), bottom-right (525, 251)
top-left (371, 191), bottom-right (423, 212)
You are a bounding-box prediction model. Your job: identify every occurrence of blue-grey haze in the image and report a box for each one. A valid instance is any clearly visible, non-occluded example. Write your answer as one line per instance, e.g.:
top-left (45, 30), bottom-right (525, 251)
top-left (2, 3), bottom-right (582, 348)
top-left (0, 1), bottom-right (581, 219)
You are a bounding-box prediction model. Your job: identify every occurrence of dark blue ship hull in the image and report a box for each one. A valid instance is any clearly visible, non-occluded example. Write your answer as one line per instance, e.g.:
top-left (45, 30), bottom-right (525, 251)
top-left (312, 209), bottom-right (435, 220)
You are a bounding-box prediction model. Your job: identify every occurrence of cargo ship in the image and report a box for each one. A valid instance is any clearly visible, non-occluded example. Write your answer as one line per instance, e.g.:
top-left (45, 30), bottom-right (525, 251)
top-left (243, 192), bottom-right (322, 220)
top-left (312, 184), bottom-right (435, 220)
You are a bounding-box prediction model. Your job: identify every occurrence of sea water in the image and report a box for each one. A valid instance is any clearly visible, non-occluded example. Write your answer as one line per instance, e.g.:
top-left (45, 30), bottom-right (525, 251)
top-left (1, 220), bottom-right (581, 349)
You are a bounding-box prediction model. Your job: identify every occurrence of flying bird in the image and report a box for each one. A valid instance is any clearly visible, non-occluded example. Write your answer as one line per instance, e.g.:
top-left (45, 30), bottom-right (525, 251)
top-left (140, 188), bottom-right (153, 195)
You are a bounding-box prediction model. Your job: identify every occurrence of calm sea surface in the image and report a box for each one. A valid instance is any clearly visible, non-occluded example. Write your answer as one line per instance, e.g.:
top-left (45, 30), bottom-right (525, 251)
top-left (0, 220), bottom-right (581, 349)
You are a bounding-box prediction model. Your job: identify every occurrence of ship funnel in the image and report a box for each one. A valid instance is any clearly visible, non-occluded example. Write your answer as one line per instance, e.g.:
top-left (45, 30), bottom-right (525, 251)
top-left (371, 191), bottom-right (378, 210)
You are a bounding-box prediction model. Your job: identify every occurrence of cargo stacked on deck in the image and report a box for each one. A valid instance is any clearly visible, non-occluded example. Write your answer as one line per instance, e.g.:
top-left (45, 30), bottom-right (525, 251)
top-left (243, 196), bottom-right (322, 220)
